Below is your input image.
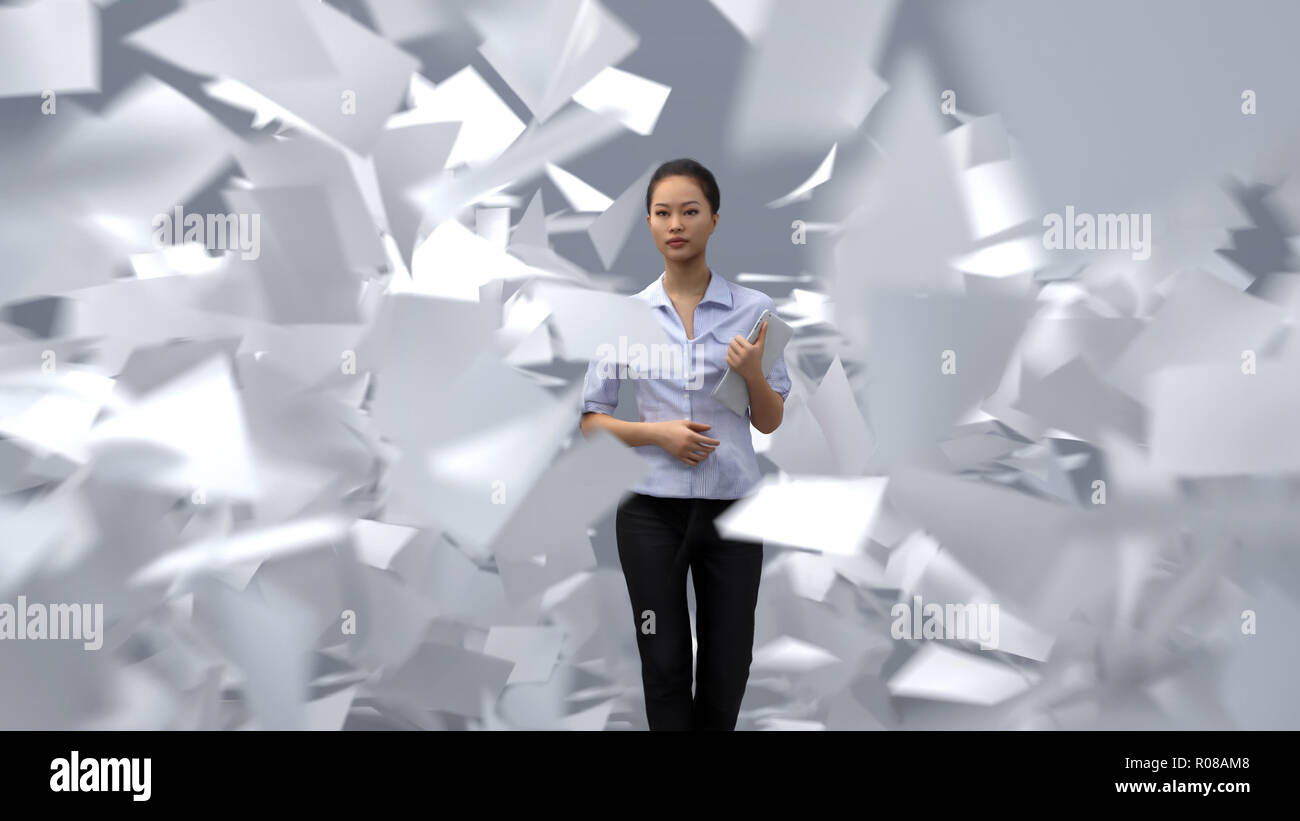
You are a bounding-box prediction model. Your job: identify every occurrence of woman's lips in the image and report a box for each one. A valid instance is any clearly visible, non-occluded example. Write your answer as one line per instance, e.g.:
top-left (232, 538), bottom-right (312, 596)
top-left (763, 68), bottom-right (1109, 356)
top-left (667, 238), bottom-right (687, 246)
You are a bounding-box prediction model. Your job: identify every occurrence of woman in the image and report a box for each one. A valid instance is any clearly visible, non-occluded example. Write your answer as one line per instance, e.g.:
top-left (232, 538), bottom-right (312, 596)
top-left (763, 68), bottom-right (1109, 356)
top-left (579, 158), bottom-right (791, 731)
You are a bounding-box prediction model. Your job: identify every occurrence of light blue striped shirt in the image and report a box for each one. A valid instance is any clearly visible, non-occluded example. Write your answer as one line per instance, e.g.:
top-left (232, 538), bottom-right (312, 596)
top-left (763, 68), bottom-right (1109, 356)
top-left (581, 269), bottom-right (791, 500)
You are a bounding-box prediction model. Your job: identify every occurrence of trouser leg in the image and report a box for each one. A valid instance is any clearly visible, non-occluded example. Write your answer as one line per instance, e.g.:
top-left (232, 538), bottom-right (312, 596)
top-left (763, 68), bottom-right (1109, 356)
top-left (687, 498), bottom-right (764, 731)
top-left (615, 492), bottom-right (693, 730)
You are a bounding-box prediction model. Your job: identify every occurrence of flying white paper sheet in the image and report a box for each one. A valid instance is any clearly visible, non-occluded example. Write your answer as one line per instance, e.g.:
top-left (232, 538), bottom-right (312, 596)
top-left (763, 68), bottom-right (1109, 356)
top-left (766, 144), bottom-right (838, 209)
top-left (571, 66), bottom-right (671, 137)
top-left (888, 643), bottom-right (1037, 706)
top-left (89, 355), bottom-right (261, 501)
top-left (715, 475), bottom-right (889, 555)
top-left (465, 0), bottom-right (639, 124)
top-left (484, 626), bottom-right (564, 683)
top-left (545, 163), bottom-right (614, 212)
top-left (1149, 357), bottom-right (1300, 476)
top-left (0, 0), bottom-right (99, 98)
top-left (725, 0), bottom-right (893, 160)
top-left (127, 0), bottom-right (418, 154)
top-left (393, 68), bottom-right (526, 170)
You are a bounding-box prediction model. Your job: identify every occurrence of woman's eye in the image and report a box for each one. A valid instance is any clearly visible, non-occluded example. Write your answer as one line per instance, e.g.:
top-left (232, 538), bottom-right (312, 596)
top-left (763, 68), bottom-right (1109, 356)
top-left (687, 210), bottom-right (697, 215)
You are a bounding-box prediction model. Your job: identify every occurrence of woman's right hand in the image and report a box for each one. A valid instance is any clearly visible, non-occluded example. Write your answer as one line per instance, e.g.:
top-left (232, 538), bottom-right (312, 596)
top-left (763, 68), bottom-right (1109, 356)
top-left (653, 420), bottom-right (720, 466)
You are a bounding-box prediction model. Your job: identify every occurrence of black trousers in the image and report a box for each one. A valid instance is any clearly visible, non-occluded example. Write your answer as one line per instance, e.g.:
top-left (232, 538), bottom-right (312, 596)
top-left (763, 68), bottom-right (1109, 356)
top-left (615, 491), bottom-right (764, 731)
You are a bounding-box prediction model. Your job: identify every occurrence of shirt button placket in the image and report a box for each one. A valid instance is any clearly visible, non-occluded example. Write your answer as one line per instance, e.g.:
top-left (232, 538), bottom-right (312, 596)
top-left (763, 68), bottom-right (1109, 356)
top-left (685, 338), bottom-right (692, 496)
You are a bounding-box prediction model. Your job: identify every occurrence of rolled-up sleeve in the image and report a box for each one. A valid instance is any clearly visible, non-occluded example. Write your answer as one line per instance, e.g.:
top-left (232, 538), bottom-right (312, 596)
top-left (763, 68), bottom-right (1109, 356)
top-left (767, 349), bottom-right (791, 400)
top-left (581, 352), bottom-right (620, 415)
top-left (763, 300), bottom-right (791, 400)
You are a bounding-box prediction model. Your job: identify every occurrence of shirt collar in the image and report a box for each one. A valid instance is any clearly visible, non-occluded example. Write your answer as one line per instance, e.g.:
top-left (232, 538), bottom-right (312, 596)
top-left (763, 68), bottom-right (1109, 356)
top-left (645, 268), bottom-right (734, 310)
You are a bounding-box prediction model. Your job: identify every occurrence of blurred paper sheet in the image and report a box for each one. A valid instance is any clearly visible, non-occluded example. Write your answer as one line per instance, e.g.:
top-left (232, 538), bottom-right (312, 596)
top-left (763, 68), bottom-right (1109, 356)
top-left (888, 644), bottom-right (1036, 706)
top-left (715, 476), bottom-right (889, 555)
top-left (1149, 358), bottom-right (1300, 476)
top-left (0, 0), bottom-right (99, 97)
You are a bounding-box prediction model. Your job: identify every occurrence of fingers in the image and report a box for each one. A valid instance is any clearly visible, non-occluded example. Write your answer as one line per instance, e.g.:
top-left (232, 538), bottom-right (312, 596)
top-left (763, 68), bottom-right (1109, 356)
top-left (689, 441), bottom-right (717, 458)
top-left (732, 330), bottom-right (763, 352)
top-left (680, 447), bottom-right (713, 465)
top-left (674, 423), bottom-right (720, 465)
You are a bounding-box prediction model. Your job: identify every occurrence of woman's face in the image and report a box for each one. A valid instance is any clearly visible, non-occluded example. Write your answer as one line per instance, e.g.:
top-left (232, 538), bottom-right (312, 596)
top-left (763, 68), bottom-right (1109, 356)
top-left (647, 175), bottom-right (718, 261)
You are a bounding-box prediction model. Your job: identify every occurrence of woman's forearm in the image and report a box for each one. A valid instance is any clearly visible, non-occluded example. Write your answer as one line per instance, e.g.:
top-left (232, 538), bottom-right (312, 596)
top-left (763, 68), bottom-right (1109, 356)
top-left (744, 374), bottom-right (784, 434)
top-left (581, 413), bottom-right (663, 448)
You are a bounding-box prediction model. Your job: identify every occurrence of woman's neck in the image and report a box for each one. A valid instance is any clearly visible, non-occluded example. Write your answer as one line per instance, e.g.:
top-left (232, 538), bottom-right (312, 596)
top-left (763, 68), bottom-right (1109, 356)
top-left (664, 260), bottom-right (711, 302)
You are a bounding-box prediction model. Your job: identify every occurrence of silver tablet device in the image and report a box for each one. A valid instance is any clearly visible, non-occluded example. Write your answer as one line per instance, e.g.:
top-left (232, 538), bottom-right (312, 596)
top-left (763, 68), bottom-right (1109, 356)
top-left (710, 309), bottom-right (793, 416)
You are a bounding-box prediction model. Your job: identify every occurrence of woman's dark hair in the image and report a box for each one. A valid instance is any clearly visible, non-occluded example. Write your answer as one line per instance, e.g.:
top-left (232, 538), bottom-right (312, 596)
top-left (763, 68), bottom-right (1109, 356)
top-left (645, 158), bottom-right (720, 216)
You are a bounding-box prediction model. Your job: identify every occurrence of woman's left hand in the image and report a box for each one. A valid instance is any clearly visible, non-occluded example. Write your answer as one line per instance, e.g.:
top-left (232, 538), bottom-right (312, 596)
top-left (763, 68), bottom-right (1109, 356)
top-left (726, 319), bottom-right (766, 383)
